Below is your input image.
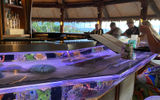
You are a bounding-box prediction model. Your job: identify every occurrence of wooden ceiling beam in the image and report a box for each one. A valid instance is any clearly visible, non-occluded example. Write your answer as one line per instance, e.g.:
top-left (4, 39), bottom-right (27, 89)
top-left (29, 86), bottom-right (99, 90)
top-left (33, 0), bottom-right (139, 8)
top-left (33, 2), bottom-right (61, 8)
top-left (57, 0), bottom-right (68, 19)
top-left (57, 0), bottom-right (63, 4)
top-left (92, 0), bottom-right (110, 19)
top-left (148, 0), bottom-right (160, 17)
top-left (32, 15), bottom-right (158, 22)
top-left (103, 7), bottom-right (110, 19)
top-left (64, 9), bottom-right (69, 18)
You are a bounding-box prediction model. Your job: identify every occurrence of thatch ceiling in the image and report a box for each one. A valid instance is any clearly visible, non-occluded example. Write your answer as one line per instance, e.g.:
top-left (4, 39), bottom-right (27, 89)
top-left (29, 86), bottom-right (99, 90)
top-left (32, 0), bottom-right (160, 21)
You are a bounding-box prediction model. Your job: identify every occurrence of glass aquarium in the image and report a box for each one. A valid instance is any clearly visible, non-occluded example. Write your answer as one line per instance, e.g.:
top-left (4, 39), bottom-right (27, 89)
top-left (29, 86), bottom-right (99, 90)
top-left (0, 45), bottom-right (156, 100)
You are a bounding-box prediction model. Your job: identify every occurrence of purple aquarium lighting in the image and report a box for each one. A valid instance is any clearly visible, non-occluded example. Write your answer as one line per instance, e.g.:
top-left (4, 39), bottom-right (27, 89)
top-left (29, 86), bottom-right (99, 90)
top-left (120, 54), bottom-right (157, 78)
top-left (0, 45), bottom-right (157, 95)
top-left (0, 74), bottom-right (120, 94)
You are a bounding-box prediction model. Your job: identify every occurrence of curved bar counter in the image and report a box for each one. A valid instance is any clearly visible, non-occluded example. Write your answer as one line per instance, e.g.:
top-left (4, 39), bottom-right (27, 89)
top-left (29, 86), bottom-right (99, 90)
top-left (0, 41), bottom-right (157, 100)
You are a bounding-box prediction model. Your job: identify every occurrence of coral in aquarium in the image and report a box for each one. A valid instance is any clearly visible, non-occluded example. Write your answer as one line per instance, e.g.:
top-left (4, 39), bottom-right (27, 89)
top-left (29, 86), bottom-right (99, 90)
top-left (24, 54), bottom-right (35, 61)
top-left (67, 84), bottom-right (97, 100)
top-left (15, 54), bottom-right (25, 61)
top-left (0, 94), bottom-right (3, 100)
top-left (2, 93), bottom-right (16, 100)
top-left (34, 53), bottom-right (47, 60)
top-left (15, 90), bottom-right (38, 100)
top-left (0, 56), bottom-right (5, 63)
top-left (36, 89), bottom-right (51, 100)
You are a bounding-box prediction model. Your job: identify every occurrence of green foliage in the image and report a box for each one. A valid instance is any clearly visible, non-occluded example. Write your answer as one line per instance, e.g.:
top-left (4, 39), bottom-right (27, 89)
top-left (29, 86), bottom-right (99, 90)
top-left (32, 21), bottom-right (83, 33)
top-left (32, 22), bottom-right (60, 32)
top-left (64, 25), bottom-right (82, 33)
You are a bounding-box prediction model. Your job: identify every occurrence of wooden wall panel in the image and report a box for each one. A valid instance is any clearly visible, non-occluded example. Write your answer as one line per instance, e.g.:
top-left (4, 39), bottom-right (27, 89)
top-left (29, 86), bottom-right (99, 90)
top-left (23, 0), bottom-right (33, 34)
top-left (0, 0), bottom-right (4, 40)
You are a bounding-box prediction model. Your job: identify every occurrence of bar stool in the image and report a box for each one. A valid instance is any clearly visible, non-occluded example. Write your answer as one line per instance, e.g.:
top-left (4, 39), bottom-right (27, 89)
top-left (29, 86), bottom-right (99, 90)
top-left (144, 96), bottom-right (160, 100)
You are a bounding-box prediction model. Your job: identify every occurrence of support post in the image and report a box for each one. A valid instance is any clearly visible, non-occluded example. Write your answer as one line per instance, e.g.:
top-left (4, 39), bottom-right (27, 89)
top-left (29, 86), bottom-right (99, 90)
top-left (103, 7), bottom-right (110, 19)
top-left (115, 84), bottom-right (120, 100)
top-left (0, 0), bottom-right (4, 40)
top-left (97, 5), bottom-right (103, 29)
top-left (22, 0), bottom-right (33, 35)
top-left (140, 0), bottom-right (148, 20)
top-left (60, 8), bottom-right (64, 33)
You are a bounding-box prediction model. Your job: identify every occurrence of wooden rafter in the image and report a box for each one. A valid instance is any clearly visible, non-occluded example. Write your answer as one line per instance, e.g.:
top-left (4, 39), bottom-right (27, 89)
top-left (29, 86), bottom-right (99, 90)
top-left (64, 9), bottom-right (68, 18)
top-left (103, 7), bottom-right (110, 19)
top-left (33, 0), bottom-right (139, 8)
top-left (57, 0), bottom-right (63, 4)
top-left (32, 15), bottom-right (158, 22)
top-left (58, 0), bottom-right (68, 19)
top-left (148, 0), bottom-right (160, 17)
top-left (33, 2), bottom-right (60, 8)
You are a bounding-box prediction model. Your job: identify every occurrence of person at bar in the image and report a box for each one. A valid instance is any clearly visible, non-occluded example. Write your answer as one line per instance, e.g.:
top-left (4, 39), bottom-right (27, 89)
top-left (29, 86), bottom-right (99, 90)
top-left (107, 22), bottom-right (122, 39)
top-left (140, 20), bottom-right (160, 53)
top-left (91, 24), bottom-right (103, 35)
top-left (123, 19), bottom-right (140, 38)
top-left (139, 21), bottom-right (149, 43)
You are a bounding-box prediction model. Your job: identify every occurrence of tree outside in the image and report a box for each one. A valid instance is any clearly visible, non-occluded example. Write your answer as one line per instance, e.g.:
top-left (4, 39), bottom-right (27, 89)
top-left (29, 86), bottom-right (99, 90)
top-left (32, 21), bottom-right (82, 33)
top-left (32, 21), bottom-right (60, 33)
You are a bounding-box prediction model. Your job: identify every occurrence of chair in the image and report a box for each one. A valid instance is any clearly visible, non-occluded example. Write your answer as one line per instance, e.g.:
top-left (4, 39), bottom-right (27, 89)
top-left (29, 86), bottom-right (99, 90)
top-left (140, 26), bottom-right (160, 53)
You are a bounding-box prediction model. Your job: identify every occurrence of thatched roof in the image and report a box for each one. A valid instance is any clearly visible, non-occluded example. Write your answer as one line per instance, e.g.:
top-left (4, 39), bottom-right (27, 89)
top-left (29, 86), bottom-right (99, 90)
top-left (32, 0), bottom-right (160, 21)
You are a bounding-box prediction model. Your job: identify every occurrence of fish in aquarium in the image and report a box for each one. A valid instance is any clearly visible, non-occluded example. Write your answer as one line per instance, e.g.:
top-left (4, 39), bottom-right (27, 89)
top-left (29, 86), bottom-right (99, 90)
top-left (29, 64), bottom-right (56, 74)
